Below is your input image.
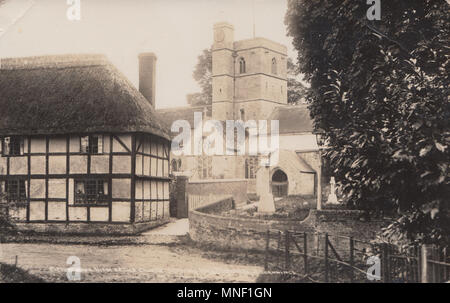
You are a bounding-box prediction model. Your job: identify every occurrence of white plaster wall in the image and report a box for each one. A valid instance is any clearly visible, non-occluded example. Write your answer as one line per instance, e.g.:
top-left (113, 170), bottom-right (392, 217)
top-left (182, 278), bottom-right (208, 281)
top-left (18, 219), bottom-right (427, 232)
top-left (90, 207), bottom-right (109, 222)
top-left (29, 202), bottom-right (45, 221)
top-left (48, 179), bottom-right (66, 198)
top-left (49, 137), bottom-right (66, 153)
top-left (9, 157), bottom-right (27, 175)
top-left (30, 137), bottom-right (46, 153)
top-left (112, 155), bottom-right (131, 174)
top-left (48, 202), bottom-right (66, 221)
top-left (49, 156), bottom-right (66, 174)
top-left (0, 157), bottom-right (6, 175)
top-left (70, 136), bottom-right (80, 153)
top-left (91, 155), bottom-right (109, 174)
top-left (31, 156), bottom-right (46, 174)
top-left (69, 207), bottom-right (87, 221)
top-left (112, 179), bottom-right (131, 199)
top-left (30, 179), bottom-right (45, 198)
top-left (70, 155), bottom-right (88, 174)
top-left (112, 202), bottom-right (131, 222)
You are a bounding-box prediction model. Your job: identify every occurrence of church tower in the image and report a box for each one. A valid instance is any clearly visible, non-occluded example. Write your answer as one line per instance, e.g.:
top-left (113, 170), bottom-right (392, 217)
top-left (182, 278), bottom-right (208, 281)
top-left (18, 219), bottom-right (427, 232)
top-left (212, 22), bottom-right (236, 121)
top-left (211, 22), bottom-right (288, 121)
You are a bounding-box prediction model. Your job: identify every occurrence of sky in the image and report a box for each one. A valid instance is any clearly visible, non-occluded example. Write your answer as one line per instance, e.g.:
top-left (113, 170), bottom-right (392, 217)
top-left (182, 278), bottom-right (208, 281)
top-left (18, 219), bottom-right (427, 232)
top-left (0, 0), bottom-right (295, 109)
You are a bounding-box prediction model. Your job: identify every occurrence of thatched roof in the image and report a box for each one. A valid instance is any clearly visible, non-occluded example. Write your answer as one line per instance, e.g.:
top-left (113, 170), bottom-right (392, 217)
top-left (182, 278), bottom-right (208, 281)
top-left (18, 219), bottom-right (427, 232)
top-left (268, 105), bottom-right (314, 134)
top-left (0, 54), bottom-right (169, 139)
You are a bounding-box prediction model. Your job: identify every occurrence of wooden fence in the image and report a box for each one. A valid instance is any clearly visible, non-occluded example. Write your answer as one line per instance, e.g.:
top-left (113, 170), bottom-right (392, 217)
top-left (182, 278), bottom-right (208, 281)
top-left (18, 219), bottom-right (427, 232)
top-left (264, 230), bottom-right (450, 283)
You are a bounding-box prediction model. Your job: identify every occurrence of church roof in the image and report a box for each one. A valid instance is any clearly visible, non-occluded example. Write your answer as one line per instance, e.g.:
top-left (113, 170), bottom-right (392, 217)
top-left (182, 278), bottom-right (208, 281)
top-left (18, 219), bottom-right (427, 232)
top-left (156, 106), bottom-right (211, 137)
top-left (157, 104), bottom-right (316, 138)
top-left (0, 54), bottom-right (169, 139)
top-left (156, 106), bottom-right (198, 128)
top-left (268, 105), bottom-right (315, 134)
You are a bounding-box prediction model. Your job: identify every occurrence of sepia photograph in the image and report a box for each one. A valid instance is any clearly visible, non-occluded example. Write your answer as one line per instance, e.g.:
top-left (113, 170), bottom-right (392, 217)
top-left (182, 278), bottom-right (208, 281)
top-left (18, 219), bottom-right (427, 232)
top-left (0, 0), bottom-right (448, 290)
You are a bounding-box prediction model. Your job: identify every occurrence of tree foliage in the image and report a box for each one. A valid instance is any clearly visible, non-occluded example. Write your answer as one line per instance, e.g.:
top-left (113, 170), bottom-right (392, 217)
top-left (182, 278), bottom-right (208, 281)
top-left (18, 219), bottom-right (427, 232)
top-left (190, 48), bottom-right (212, 106)
top-left (287, 57), bottom-right (308, 104)
top-left (285, 0), bottom-right (449, 246)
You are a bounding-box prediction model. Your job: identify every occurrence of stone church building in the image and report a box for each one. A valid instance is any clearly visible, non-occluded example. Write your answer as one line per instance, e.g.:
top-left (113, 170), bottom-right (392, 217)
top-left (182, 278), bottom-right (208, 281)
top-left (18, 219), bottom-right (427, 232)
top-left (158, 22), bottom-right (323, 201)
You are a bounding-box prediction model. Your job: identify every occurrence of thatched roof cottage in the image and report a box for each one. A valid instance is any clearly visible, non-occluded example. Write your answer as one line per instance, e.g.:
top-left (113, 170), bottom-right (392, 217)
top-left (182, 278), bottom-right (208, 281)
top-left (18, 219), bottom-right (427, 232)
top-left (0, 53), bottom-right (171, 234)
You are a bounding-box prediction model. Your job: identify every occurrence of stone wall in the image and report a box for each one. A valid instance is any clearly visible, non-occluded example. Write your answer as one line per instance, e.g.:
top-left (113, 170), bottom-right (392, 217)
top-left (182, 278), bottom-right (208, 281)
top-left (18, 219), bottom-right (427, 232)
top-left (189, 200), bottom-right (386, 252)
top-left (13, 219), bottom-right (169, 235)
top-left (187, 179), bottom-right (248, 206)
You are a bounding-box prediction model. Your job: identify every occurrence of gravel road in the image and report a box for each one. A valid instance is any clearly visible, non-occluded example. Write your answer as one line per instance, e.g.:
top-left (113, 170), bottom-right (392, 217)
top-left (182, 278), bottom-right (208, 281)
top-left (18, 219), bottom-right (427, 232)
top-left (0, 242), bottom-right (263, 282)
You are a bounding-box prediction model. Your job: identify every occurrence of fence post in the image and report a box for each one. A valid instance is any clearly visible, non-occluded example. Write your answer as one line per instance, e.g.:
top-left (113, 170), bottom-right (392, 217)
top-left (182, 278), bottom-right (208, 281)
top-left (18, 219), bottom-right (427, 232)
top-left (421, 244), bottom-right (440, 283)
top-left (349, 237), bottom-right (354, 283)
top-left (421, 244), bottom-right (430, 283)
top-left (382, 243), bottom-right (390, 283)
top-left (444, 247), bottom-right (448, 282)
top-left (303, 232), bottom-right (308, 275)
top-left (285, 230), bottom-right (290, 272)
top-left (324, 233), bottom-right (329, 282)
top-left (264, 230), bottom-right (270, 271)
top-left (277, 231), bottom-right (282, 268)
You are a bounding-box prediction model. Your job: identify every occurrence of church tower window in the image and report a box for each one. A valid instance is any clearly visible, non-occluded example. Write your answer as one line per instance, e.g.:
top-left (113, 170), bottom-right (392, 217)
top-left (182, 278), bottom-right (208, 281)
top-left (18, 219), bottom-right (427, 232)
top-left (240, 108), bottom-right (245, 121)
top-left (245, 156), bottom-right (258, 179)
top-left (239, 57), bottom-right (246, 74)
top-left (271, 57), bottom-right (277, 75)
top-left (197, 156), bottom-right (212, 179)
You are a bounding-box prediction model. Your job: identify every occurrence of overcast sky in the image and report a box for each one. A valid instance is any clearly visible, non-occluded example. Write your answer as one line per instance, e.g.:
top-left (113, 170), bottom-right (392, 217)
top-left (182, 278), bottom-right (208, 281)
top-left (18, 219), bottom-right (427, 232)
top-left (0, 0), bottom-right (295, 109)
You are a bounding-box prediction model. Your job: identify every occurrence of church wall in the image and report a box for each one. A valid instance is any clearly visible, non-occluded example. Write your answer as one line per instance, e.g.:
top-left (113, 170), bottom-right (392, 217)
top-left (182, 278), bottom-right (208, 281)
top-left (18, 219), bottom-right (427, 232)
top-left (279, 134), bottom-right (318, 152)
top-left (212, 49), bottom-right (234, 76)
top-left (255, 150), bottom-right (316, 198)
top-left (299, 151), bottom-right (321, 174)
top-left (212, 76), bottom-right (234, 102)
top-left (234, 100), bottom-right (281, 121)
top-left (234, 38), bottom-right (287, 56)
top-left (211, 101), bottom-right (234, 121)
top-left (259, 76), bottom-right (287, 104)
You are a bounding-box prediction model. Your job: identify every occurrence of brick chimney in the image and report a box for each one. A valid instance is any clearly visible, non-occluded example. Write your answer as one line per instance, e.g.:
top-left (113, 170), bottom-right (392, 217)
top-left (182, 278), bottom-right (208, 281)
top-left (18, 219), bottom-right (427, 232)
top-left (138, 53), bottom-right (157, 108)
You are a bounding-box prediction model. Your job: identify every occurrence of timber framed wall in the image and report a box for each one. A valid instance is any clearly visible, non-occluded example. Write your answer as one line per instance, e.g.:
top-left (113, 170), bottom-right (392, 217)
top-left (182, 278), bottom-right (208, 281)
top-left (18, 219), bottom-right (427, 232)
top-left (0, 132), bottom-right (170, 224)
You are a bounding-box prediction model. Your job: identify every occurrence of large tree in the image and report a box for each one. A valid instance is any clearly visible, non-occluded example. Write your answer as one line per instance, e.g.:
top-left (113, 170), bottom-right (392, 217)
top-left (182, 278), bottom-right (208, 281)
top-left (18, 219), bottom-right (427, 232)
top-left (287, 57), bottom-right (308, 104)
top-left (189, 49), bottom-right (212, 106)
top-left (285, 0), bottom-right (449, 246)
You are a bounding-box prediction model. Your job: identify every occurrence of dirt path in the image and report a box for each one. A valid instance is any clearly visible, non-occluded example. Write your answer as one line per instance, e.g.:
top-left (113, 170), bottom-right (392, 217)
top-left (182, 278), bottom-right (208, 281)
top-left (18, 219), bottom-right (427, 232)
top-left (0, 242), bottom-right (263, 282)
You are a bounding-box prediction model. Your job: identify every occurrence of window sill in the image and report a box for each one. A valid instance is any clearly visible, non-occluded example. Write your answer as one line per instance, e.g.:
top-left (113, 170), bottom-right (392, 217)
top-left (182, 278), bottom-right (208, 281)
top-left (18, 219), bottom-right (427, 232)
top-left (79, 152), bottom-right (104, 155)
top-left (70, 204), bottom-right (109, 207)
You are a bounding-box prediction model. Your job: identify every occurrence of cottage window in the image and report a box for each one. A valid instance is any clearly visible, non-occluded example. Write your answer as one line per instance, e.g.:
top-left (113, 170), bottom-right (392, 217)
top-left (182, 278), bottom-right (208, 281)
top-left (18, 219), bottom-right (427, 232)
top-left (2, 136), bottom-right (24, 156)
top-left (74, 179), bottom-right (108, 205)
top-left (5, 179), bottom-right (27, 202)
top-left (80, 135), bottom-right (103, 154)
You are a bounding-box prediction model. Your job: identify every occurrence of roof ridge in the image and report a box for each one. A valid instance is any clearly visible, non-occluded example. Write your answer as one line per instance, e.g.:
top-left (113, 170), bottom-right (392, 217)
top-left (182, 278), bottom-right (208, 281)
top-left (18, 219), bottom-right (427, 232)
top-left (0, 54), bottom-right (108, 70)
